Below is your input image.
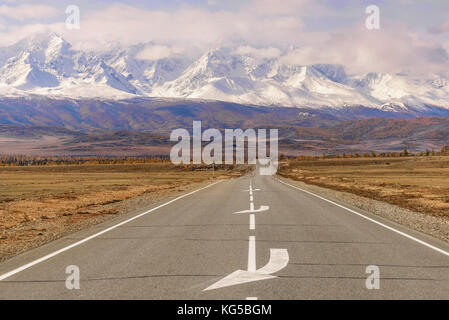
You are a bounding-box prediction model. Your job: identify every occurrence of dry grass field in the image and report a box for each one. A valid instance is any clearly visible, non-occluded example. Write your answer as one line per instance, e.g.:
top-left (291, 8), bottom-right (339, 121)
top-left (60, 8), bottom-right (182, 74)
top-left (0, 163), bottom-right (246, 260)
top-left (278, 156), bottom-right (449, 218)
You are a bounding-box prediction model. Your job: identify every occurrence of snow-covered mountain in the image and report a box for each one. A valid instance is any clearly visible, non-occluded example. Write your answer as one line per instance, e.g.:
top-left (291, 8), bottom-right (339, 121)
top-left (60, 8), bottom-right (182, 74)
top-left (2, 33), bottom-right (449, 114)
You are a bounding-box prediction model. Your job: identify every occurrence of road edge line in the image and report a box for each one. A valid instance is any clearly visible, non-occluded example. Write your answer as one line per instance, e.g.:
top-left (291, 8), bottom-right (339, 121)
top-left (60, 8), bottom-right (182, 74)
top-left (0, 180), bottom-right (223, 281)
top-left (276, 177), bottom-right (449, 258)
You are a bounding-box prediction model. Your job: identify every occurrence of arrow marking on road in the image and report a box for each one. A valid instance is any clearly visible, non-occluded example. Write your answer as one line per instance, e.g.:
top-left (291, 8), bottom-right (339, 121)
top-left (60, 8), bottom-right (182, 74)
top-left (204, 178), bottom-right (288, 291)
top-left (204, 248), bottom-right (289, 291)
top-left (233, 205), bottom-right (269, 214)
top-left (257, 249), bottom-right (289, 274)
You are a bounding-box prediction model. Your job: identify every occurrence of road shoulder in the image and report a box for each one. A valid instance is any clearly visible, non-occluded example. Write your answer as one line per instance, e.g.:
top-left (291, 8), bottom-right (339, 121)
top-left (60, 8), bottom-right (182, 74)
top-left (276, 175), bottom-right (449, 246)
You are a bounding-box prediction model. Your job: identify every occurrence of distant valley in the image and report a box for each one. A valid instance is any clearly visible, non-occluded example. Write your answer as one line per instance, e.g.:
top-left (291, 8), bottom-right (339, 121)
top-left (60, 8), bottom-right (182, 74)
top-left (0, 97), bottom-right (447, 156)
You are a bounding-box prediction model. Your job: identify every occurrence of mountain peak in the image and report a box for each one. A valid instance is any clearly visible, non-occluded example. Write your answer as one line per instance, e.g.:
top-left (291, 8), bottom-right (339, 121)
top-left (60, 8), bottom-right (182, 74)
top-left (17, 32), bottom-right (70, 51)
top-left (1, 33), bottom-right (449, 112)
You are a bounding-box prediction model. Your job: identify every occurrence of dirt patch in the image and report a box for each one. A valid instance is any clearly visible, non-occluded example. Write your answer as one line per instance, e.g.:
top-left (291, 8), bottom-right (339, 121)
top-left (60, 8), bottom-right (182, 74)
top-left (0, 163), bottom-right (248, 261)
top-left (278, 156), bottom-right (449, 218)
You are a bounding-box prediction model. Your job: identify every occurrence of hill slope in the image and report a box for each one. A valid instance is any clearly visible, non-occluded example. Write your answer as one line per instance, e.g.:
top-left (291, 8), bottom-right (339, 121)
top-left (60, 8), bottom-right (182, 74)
top-left (1, 116), bottom-right (447, 156)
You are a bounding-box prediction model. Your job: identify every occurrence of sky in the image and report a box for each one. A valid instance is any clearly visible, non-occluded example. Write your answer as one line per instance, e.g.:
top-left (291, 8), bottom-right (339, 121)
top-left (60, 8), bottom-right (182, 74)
top-left (2, 0), bottom-right (449, 74)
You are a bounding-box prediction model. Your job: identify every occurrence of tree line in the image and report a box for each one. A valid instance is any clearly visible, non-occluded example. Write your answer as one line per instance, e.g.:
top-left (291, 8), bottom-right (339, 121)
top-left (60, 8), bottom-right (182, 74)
top-left (290, 146), bottom-right (449, 160)
top-left (0, 155), bottom-right (170, 166)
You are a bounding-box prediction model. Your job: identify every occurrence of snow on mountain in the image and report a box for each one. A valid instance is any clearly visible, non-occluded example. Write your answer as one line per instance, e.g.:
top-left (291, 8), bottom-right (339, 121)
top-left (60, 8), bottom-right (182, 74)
top-left (1, 33), bottom-right (449, 113)
top-left (350, 72), bottom-right (449, 111)
top-left (153, 48), bottom-right (256, 101)
top-left (152, 48), bottom-right (374, 107)
top-left (100, 43), bottom-right (189, 94)
top-left (0, 33), bottom-right (138, 98)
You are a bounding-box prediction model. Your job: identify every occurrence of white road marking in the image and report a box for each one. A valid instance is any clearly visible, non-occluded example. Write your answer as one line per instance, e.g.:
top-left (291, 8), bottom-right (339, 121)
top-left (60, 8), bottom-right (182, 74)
top-left (204, 270), bottom-right (276, 291)
top-left (204, 247), bottom-right (289, 291)
top-left (250, 195), bottom-right (254, 202)
top-left (234, 205), bottom-right (269, 214)
top-left (257, 249), bottom-right (289, 274)
top-left (246, 297), bottom-right (258, 300)
top-left (205, 179), bottom-right (289, 292)
top-left (250, 202), bottom-right (254, 211)
top-left (0, 180), bottom-right (224, 281)
top-left (248, 236), bottom-right (256, 272)
top-left (277, 178), bottom-right (449, 258)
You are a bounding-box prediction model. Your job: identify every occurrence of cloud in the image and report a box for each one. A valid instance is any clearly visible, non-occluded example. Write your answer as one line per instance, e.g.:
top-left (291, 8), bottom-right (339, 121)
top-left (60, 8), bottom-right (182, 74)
top-left (51, 3), bottom-right (305, 51)
top-left (428, 21), bottom-right (449, 34)
top-left (0, 4), bottom-right (59, 21)
top-left (0, 22), bottom-right (65, 47)
top-left (248, 0), bottom-right (317, 16)
top-left (280, 25), bottom-right (449, 74)
top-left (0, 1), bottom-right (448, 75)
top-left (136, 45), bottom-right (185, 60)
top-left (232, 46), bottom-right (281, 59)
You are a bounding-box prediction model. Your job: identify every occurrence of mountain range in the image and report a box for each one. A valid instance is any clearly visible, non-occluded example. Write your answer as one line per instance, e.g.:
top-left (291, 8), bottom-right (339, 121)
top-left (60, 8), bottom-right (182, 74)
top-left (1, 33), bottom-right (449, 115)
top-left (0, 32), bottom-right (448, 156)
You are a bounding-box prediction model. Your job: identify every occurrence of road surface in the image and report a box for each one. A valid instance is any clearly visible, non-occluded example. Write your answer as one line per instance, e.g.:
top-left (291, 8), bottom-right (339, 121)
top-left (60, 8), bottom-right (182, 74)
top-left (0, 170), bottom-right (448, 299)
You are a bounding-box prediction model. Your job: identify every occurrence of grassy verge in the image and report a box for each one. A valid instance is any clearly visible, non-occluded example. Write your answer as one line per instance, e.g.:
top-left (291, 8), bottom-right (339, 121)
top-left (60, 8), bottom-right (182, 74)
top-left (278, 156), bottom-right (449, 219)
top-left (0, 163), bottom-right (247, 260)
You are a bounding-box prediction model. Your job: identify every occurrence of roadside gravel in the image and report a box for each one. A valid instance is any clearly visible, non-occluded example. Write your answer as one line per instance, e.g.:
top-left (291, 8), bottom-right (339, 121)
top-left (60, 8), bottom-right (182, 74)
top-left (0, 178), bottom-right (219, 262)
top-left (278, 176), bottom-right (449, 243)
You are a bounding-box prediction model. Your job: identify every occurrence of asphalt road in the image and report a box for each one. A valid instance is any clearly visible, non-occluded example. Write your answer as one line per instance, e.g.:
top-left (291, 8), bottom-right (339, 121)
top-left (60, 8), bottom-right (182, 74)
top-left (0, 170), bottom-right (448, 299)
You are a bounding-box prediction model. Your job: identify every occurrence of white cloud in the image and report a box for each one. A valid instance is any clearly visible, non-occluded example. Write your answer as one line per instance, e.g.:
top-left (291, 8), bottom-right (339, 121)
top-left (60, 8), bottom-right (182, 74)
top-left (0, 4), bottom-right (59, 21)
top-left (429, 21), bottom-right (449, 34)
top-left (232, 46), bottom-right (281, 59)
top-left (0, 22), bottom-right (67, 46)
top-left (136, 45), bottom-right (184, 60)
top-left (52, 3), bottom-right (305, 51)
top-left (248, 0), bottom-right (316, 16)
top-left (0, 1), bottom-right (448, 75)
top-left (280, 25), bottom-right (449, 74)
